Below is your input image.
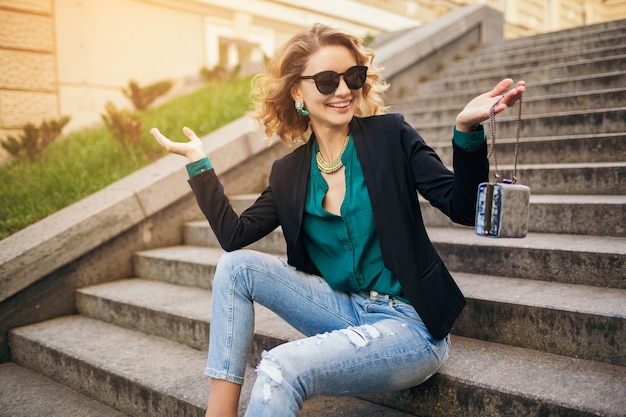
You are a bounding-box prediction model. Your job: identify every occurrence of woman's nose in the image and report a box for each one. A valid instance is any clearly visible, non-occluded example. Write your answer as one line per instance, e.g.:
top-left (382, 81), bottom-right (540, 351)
top-left (334, 76), bottom-right (351, 95)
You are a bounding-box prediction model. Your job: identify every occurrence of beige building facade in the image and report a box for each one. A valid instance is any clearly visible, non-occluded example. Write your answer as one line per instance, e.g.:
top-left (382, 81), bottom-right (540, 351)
top-left (361, 0), bottom-right (626, 38)
top-left (1, 0), bottom-right (625, 145)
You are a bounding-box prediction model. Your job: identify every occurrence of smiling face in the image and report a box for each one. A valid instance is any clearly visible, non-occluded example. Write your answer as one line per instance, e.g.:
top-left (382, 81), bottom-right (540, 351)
top-left (291, 45), bottom-right (362, 135)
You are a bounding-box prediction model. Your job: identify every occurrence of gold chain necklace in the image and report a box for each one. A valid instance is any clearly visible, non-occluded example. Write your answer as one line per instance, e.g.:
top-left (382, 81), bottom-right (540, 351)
top-left (316, 135), bottom-right (349, 174)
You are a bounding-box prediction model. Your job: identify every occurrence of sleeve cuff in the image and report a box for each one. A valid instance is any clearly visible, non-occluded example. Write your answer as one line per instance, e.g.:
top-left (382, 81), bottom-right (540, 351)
top-left (453, 124), bottom-right (486, 152)
top-left (186, 157), bottom-right (213, 178)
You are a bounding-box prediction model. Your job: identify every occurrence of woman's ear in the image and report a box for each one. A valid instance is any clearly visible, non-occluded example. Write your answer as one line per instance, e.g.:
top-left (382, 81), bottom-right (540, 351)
top-left (290, 84), bottom-right (301, 102)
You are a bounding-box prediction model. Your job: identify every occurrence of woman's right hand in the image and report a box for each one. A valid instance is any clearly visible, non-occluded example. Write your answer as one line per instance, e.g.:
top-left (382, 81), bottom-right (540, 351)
top-left (455, 78), bottom-right (525, 132)
top-left (151, 126), bottom-right (206, 163)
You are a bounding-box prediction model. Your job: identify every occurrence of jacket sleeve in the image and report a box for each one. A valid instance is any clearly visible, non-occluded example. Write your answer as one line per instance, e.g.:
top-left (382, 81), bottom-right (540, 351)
top-left (188, 169), bottom-right (280, 251)
top-left (398, 115), bottom-right (489, 226)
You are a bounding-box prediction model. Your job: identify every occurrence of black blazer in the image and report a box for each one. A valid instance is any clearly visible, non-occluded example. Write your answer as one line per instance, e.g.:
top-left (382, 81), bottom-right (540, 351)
top-left (189, 114), bottom-right (489, 339)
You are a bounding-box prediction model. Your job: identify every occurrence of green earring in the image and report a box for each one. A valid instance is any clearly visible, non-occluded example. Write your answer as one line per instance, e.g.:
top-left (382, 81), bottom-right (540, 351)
top-left (295, 99), bottom-right (309, 116)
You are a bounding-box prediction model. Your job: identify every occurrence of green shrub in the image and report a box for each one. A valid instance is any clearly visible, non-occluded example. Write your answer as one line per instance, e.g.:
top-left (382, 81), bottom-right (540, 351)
top-left (123, 79), bottom-right (174, 111)
top-left (101, 102), bottom-right (143, 151)
top-left (1, 116), bottom-right (71, 161)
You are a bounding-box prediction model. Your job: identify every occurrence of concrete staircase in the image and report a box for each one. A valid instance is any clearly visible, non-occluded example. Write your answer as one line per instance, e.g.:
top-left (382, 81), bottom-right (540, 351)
top-left (4, 18), bottom-right (626, 417)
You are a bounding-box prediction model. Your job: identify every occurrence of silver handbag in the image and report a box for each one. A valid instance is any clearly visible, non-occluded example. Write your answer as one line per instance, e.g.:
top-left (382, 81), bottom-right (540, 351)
top-left (475, 95), bottom-right (530, 238)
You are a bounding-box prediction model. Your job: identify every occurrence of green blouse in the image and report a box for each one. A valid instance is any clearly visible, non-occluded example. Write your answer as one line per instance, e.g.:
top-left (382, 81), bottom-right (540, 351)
top-left (302, 133), bottom-right (408, 301)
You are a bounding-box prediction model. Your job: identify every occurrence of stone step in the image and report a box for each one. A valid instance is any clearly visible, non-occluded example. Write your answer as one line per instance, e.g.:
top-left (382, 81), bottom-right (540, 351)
top-left (178, 224), bottom-right (625, 289)
top-left (524, 194), bottom-right (625, 236)
top-left (393, 71), bottom-right (626, 109)
top-left (75, 278), bottom-right (303, 355)
top-left (408, 88), bottom-right (626, 123)
top-left (77, 278), bottom-right (212, 351)
top-left (456, 35), bottom-right (626, 68)
top-left (454, 273), bottom-right (626, 366)
top-left (183, 222), bottom-right (286, 254)
top-left (419, 195), bottom-right (626, 238)
top-left (365, 335), bottom-right (626, 417)
top-left (496, 162), bottom-right (625, 196)
top-left (403, 56), bottom-right (626, 96)
top-left (132, 245), bottom-right (225, 290)
top-left (429, 227), bottom-right (625, 289)
top-left (429, 133), bottom-right (625, 165)
top-left (0, 362), bottom-right (128, 417)
top-left (11, 308), bottom-right (625, 417)
top-left (9, 316), bottom-right (210, 417)
top-left (76, 278), bottom-right (303, 364)
top-left (5, 315), bottom-right (426, 417)
top-left (408, 107), bottom-right (626, 140)
top-left (451, 44), bottom-right (626, 78)
top-left (75, 276), bottom-right (625, 367)
top-left (474, 19), bottom-right (626, 54)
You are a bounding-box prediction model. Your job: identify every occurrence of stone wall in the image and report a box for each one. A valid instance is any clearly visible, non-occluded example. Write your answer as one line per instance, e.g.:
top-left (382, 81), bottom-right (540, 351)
top-left (0, 0), bottom-right (58, 157)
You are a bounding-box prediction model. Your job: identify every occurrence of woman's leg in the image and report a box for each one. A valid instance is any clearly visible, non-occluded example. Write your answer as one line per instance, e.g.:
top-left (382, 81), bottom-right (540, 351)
top-left (245, 294), bottom-right (450, 417)
top-left (204, 249), bottom-right (360, 413)
top-left (204, 379), bottom-right (241, 417)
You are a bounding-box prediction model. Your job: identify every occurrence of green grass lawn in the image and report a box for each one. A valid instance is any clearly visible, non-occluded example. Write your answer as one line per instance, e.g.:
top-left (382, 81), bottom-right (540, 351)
top-left (0, 76), bottom-right (252, 240)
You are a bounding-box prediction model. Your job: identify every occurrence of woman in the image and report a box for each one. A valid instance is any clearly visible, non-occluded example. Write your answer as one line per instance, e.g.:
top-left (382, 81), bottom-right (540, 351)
top-left (151, 23), bottom-right (524, 417)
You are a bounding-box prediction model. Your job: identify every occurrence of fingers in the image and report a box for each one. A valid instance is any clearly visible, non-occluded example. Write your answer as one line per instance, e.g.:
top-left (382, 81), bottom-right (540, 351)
top-left (491, 79), bottom-right (526, 114)
top-left (183, 126), bottom-right (199, 141)
top-left (151, 126), bottom-right (206, 162)
top-left (484, 79), bottom-right (515, 113)
top-left (150, 127), bottom-right (185, 153)
top-left (150, 127), bottom-right (170, 148)
top-left (499, 80), bottom-right (526, 110)
top-left (151, 127), bottom-right (199, 148)
top-left (490, 78), bottom-right (513, 97)
top-left (491, 79), bottom-right (525, 98)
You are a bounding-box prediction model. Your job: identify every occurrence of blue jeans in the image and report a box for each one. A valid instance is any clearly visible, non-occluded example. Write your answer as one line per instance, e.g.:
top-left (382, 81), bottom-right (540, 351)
top-left (205, 249), bottom-right (450, 417)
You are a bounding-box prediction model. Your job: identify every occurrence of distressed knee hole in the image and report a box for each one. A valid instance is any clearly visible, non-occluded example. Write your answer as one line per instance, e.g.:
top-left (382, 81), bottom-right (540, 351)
top-left (256, 351), bottom-right (284, 402)
top-left (340, 324), bottom-right (381, 349)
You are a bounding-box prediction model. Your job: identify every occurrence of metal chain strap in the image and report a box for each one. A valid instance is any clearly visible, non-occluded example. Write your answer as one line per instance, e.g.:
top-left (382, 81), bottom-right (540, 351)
top-left (487, 94), bottom-right (523, 183)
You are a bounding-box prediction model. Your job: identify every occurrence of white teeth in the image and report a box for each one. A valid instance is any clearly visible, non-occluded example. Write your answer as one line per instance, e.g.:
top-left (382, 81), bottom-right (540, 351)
top-left (328, 101), bottom-right (350, 108)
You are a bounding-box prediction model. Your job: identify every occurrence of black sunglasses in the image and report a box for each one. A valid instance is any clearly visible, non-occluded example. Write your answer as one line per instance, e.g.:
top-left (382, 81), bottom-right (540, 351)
top-left (299, 65), bottom-right (368, 95)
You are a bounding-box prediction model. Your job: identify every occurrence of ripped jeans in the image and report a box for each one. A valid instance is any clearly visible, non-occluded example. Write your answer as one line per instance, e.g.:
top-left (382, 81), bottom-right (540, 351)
top-left (205, 249), bottom-right (450, 417)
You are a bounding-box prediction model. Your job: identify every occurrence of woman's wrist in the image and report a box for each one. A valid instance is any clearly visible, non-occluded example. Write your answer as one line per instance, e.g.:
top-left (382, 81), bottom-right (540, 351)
top-left (455, 121), bottom-right (481, 132)
top-left (186, 149), bottom-right (206, 163)
top-left (186, 157), bottom-right (213, 178)
top-left (453, 125), bottom-right (486, 152)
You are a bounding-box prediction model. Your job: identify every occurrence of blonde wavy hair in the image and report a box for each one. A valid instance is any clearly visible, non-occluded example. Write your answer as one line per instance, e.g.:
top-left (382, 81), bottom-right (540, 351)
top-left (250, 23), bottom-right (389, 145)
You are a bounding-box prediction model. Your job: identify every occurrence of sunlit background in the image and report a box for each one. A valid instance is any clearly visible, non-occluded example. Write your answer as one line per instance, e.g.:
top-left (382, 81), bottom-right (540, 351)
top-left (1, 0), bottom-right (625, 146)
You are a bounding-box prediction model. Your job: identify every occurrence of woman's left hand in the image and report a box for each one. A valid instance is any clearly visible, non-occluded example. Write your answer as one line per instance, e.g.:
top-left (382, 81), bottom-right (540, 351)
top-left (151, 126), bottom-right (206, 163)
top-left (455, 78), bottom-right (526, 132)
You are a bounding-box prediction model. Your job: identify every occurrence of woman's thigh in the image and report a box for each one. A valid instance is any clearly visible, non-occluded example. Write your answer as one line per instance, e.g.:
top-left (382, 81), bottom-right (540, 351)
top-left (256, 297), bottom-right (450, 399)
top-left (215, 249), bottom-right (360, 337)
